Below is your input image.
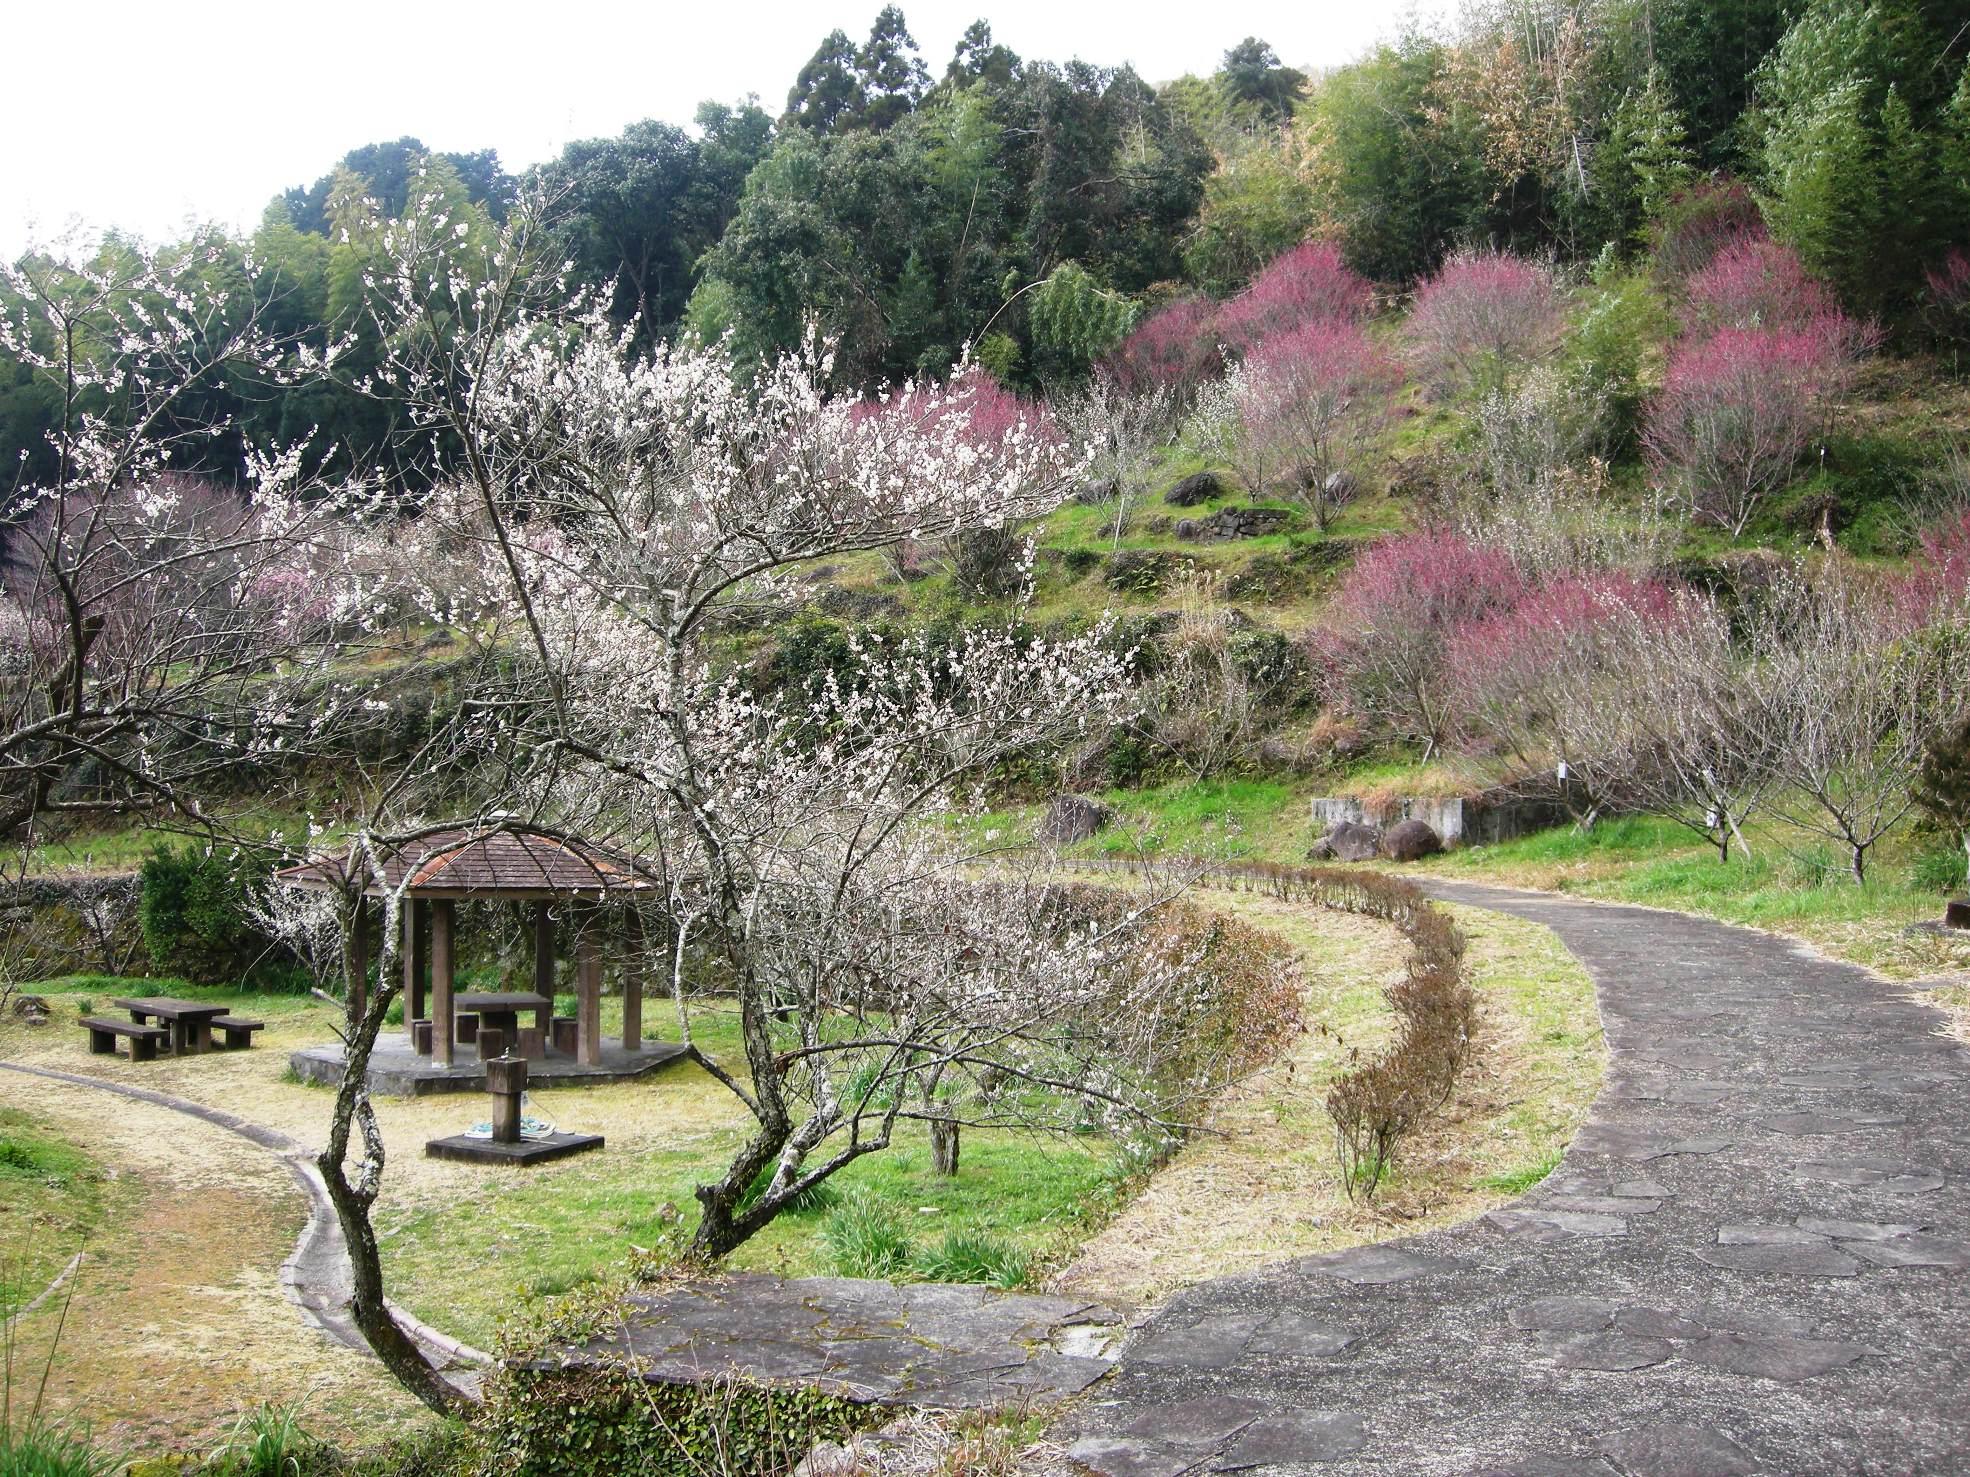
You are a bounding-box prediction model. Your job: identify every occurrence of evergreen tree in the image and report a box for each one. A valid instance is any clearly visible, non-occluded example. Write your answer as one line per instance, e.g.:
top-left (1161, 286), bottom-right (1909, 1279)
top-left (1220, 37), bottom-right (1307, 123)
top-left (785, 29), bottom-right (867, 132)
top-left (857, 6), bottom-right (931, 131)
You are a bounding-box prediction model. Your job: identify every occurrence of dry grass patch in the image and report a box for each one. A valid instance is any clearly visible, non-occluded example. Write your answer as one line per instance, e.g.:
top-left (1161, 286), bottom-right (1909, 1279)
top-left (1051, 892), bottom-right (1603, 1305)
top-left (0, 1077), bottom-right (427, 1454)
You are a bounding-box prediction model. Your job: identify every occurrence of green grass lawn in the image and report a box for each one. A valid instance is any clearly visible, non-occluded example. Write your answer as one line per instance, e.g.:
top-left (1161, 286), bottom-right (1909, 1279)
top-left (1413, 813), bottom-right (1968, 975)
top-left (0, 1105), bottom-right (134, 1318)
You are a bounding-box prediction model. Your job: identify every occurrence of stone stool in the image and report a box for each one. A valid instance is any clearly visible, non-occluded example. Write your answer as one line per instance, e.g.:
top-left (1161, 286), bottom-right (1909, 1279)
top-left (477, 1025), bottom-right (506, 1064)
top-left (456, 1012), bottom-right (480, 1045)
top-left (516, 1025), bottom-right (546, 1061)
top-left (410, 1019), bottom-right (433, 1055)
top-left (550, 1016), bottom-right (578, 1055)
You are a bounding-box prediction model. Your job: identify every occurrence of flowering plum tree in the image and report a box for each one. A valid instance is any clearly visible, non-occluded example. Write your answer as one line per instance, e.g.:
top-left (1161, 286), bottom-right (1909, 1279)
top-left (1749, 567), bottom-right (1969, 885)
top-left (0, 243), bottom-right (369, 843)
top-left (1404, 249), bottom-right (1565, 400)
top-left (1100, 294), bottom-right (1222, 401)
top-left (1685, 236), bottom-right (1877, 359)
top-left (1233, 321), bottom-right (1400, 528)
top-left (1642, 327), bottom-right (1834, 535)
top-left (1216, 240), bottom-right (1373, 354)
top-left (1314, 531), bottom-right (1524, 756)
top-left (305, 187), bottom-right (1229, 1408)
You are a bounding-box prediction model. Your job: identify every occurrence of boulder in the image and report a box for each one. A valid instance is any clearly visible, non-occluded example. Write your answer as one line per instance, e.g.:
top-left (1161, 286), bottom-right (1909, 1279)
top-left (1312, 821), bottom-right (1383, 863)
top-left (1174, 518), bottom-right (1202, 541)
top-left (1040, 794), bottom-right (1112, 846)
top-left (1323, 469), bottom-right (1358, 502)
top-left (1167, 471), bottom-right (1223, 507)
top-left (1383, 818), bottom-right (1444, 862)
top-left (10, 994), bottom-right (50, 1026)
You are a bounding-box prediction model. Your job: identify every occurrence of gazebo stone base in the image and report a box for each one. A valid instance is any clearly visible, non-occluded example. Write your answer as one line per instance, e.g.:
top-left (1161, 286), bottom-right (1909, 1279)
top-left (289, 1037), bottom-right (687, 1096)
top-left (425, 1131), bottom-right (605, 1166)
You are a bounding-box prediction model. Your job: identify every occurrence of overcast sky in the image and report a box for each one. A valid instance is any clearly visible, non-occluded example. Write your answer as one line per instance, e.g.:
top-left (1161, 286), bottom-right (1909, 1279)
top-left (2, 1), bottom-right (1444, 259)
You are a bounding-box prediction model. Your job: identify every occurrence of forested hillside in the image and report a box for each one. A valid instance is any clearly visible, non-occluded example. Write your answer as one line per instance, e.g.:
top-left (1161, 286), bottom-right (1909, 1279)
top-left (8, 0), bottom-right (1970, 919)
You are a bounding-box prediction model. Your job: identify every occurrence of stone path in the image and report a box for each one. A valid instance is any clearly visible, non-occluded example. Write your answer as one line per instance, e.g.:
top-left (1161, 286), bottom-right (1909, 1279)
top-left (1056, 881), bottom-right (1970, 1476)
top-left (549, 1273), bottom-right (1123, 1408)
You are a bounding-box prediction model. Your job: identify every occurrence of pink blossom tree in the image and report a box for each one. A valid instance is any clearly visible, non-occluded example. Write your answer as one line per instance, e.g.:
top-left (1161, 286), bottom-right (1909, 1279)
top-left (1217, 240), bottom-right (1374, 355)
top-left (1101, 294), bottom-right (1223, 402)
top-left (1685, 236), bottom-right (1877, 359)
top-left (1641, 327), bottom-right (1835, 535)
top-left (1315, 531), bottom-right (1525, 756)
top-left (1233, 321), bottom-right (1402, 528)
top-left (1404, 249), bottom-right (1566, 400)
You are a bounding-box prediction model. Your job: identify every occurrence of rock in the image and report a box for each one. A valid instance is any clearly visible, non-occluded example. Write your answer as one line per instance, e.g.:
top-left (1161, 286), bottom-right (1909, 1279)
top-left (1192, 506), bottom-right (1290, 541)
top-left (1041, 794), bottom-right (1112, 846)
top-left (1174, 518), bottom-right (1202, 541)
top-left (1323, 469), bottom-right (1358, 502)
top-left (11, 994), bottom-right (50, 1024)
top-left (1945, 898), bottom-right (1970, 930)
top-left (1167, 471), bottom-right (1223, 507)
top-left (1314, 821), bottom-right (1383, 863)
top-left (1383, 818), bottom-right (1443, 861)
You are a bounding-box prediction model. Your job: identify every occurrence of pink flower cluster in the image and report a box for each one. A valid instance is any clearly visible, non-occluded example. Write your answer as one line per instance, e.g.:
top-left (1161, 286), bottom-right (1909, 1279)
top-left (1217, 241), bottom-right (1373, 355)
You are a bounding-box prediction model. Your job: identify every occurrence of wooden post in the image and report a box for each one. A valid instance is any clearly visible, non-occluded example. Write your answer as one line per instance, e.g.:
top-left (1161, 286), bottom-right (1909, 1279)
top-left (431, 899), bottom-right (456, 1069)
top-left (403, 898), bottom-right (427, 1040)
top-left (348, 899), bottom-right (370, 1026)
top-left (533, 902), bottom-right (555, 997)
top-left (622, 912), bottom-right (643, 1053)
top-left (576, 912), bottom-right (602, 1067)
top-left (487, 1057), bottom-right (527, 1144)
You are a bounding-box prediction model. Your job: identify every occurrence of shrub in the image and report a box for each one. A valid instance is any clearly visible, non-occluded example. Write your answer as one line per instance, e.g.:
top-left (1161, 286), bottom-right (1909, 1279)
top-left (1216, 240), bottom-right (1374, 355)
top-left (477, 1365), bottom-right (868, 1477)
top-left (137, 844), bottom-right (270, 984)
top-left (1169, 859), bottom-right (1475, 1201)
top-left (1405, 250), bottom-right (1565, 400)
top-left (821, 1196), bottom-right (917, 1278)
top-left (912, 1229), bottom-right (1030, 1288)
top-left (1314, 532), bottom-right (1526, 754)
top-left (1642, 327), bottom-right (1836, 535)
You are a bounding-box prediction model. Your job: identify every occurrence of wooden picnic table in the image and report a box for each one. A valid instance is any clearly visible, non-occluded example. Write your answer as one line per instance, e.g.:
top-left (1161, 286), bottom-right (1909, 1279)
top-left (453, 991), bottom-right (552, 1047)
top-left (112, 997), bottom-right (233, 1055)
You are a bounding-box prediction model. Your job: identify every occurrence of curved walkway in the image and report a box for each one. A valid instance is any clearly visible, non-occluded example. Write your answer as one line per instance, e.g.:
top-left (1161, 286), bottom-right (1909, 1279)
top-left (1057, 881), bottom-right (1970, 1476)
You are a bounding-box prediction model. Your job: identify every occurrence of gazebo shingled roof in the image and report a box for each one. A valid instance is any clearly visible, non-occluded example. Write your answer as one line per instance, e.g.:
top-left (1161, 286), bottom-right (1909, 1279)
top-left (275, 825), bottom-right (653, 900)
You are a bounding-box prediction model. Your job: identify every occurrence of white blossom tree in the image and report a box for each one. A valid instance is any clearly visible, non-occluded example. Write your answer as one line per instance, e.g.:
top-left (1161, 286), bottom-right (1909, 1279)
top-left (295, 185), bottom-right (1222, 1417)
top-left (0, 240), bottom-right (373, 842)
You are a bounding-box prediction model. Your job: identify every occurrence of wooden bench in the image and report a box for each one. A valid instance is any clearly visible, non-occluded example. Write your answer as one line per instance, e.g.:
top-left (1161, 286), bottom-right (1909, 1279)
top-left (212, 1018), bottom-right (265, 1050)
top-left (81, 1017), bottom-right (170, 1062)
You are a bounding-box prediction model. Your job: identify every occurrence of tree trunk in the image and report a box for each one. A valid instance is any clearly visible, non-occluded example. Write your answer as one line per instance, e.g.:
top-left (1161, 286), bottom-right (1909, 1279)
top-left (320, 972), bottom-right (470, 1416)
top-left (929, 1117), bottom-right (961, 1177)
top-left (1852, 842), bottom-right (1868, 886)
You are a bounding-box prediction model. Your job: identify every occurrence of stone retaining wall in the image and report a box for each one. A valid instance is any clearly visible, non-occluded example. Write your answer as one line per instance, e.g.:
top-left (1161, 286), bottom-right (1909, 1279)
top-left (1308, 794), bottom-right (1573, 848)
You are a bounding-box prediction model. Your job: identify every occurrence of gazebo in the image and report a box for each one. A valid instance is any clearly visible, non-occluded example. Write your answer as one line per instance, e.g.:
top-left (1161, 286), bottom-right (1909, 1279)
top-left (276, 824), bottom-right (657, 1076)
